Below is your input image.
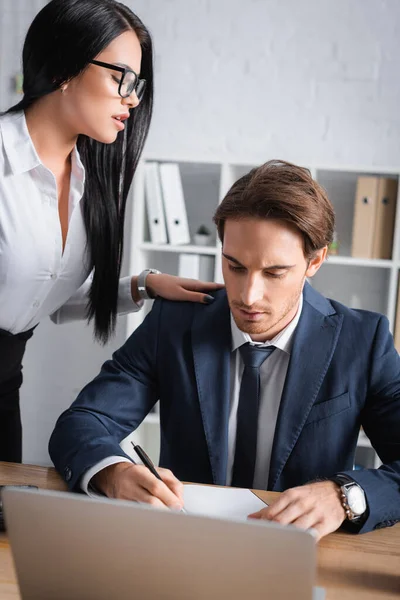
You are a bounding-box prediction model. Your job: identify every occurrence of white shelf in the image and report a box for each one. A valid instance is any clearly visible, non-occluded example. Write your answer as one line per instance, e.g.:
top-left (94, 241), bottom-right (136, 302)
top-left (326, 256), bottom-right (394, 268)
top-left (139, 245), bottom-right (396, 268)
top-left (139, 242), bottom-right (219, 256)
top-left (140, 248), bottom-right (396, 268)
top-left (141, 155), bottom-right (400, 176)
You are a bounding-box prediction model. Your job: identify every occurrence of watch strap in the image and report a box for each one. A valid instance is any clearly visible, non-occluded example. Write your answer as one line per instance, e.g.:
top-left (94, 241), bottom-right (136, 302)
top-left (137, 269), bottom-right (161, 300)
top-left (331, 474), bottom-right (365, 521)
top-left (330, 473), bottom-right (354, 487)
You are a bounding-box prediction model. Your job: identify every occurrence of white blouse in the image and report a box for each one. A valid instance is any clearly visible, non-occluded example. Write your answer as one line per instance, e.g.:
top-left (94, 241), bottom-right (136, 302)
top-left (0, 110), bottom-right (140, 334)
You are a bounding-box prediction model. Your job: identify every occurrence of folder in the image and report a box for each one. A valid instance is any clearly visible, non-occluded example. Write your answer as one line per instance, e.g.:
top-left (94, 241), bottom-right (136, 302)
top-left (144, 162), bottom-right (168, 244)
top-left (178, 253), bottom-right (214, 281)
top-left (351, 176), bottom-right (379, 258)
top-left (159, 163), bottom-right (191, 245)
top-left (372, 178), bottom-right (398, 259)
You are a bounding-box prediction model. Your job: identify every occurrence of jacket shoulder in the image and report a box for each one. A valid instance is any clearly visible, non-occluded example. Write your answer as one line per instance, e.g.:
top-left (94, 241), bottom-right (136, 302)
top-left (329, 297), bottom-right (386, 327)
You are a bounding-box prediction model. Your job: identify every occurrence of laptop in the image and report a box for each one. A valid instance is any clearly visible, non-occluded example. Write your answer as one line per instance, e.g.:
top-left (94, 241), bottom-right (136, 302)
top-left (3, 487), bottom-right (324, 600)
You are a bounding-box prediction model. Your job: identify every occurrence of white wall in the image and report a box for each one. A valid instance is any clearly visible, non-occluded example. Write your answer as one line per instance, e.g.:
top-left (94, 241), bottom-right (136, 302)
top-left (1, 0), bottom-right (399, 465)
top-left (132, 0), bottom-right (400, 167)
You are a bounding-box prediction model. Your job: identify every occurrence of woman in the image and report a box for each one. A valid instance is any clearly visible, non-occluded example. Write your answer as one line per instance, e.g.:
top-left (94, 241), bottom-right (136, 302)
top-left (0, 0), bottom-right (221, 463)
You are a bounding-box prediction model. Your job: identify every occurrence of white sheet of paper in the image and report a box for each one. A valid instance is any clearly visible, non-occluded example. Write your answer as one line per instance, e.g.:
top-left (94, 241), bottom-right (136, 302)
top-left (183, 484), bottom-right (268, 521)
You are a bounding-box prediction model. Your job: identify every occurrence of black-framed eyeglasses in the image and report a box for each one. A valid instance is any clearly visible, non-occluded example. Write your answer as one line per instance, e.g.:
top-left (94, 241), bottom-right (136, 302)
top-left (90, 59), bottom-right (146, 102)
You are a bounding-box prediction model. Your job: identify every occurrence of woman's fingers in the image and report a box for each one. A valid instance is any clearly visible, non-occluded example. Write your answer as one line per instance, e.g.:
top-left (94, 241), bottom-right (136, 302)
top-left (179, 290), bottom-right (216, 304)
top-left (192, 280), bottom-right (225, 291)
top-left (145, 273), bottom-right (223, 303)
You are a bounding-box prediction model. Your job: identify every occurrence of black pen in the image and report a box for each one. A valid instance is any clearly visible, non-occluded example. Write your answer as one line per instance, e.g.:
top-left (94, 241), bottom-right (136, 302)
top-left (131, 441), bottom-right (186, 513)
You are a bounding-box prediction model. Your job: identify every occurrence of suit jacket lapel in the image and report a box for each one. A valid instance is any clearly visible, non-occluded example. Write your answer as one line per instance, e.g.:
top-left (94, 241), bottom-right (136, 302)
top-left (192, 292), bottom-right (231, 485)
top-left (268, 284), bottom-right (344, 489)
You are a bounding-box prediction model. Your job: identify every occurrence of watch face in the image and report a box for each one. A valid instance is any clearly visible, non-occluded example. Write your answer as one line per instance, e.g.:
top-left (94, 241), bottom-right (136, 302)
top-left (347, 485), bottom-right (366, 515)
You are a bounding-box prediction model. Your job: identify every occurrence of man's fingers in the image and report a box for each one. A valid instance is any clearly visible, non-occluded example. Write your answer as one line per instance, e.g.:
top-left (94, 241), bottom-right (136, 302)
top-left (290, 512), bottom-right (319, 531)
top-left (133, 487), bottom-right (170, 509)
top-left (257, 494), bottom-right (293, 520)
top-left (268, 502), bottom-right (309, 526)
top-left (248, 510), bottom-right (263, 519)
top-left (250, 483), bottom-right (345, 541)
top-left (157, 468), bottom-right (184, 503)
top-left (137, 468), bottom-right (183, 509)
top-left (97, 464), bottom-right (184, 509)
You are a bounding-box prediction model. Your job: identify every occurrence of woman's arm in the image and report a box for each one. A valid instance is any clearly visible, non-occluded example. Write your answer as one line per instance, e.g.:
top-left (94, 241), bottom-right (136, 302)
top-left (133, 272), bottom-right (224, 304)
top-left (50, 276), bottom-right (141, 325)
top-left (50, 272), bottom-right (224, 325)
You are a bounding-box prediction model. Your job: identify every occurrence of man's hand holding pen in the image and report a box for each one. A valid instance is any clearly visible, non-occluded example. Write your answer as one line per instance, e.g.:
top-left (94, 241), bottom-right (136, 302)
top-left (92, 462), bottom-right (184, 510)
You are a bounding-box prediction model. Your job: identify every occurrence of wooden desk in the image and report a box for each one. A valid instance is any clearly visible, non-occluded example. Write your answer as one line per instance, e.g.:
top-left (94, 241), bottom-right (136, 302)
top-left (1, 462), bottom-right (399, 600)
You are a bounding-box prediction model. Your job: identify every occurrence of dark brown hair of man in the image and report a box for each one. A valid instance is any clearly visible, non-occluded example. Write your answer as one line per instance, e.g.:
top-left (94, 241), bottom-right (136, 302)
top-left (213, 160), bottom-right (335, 260)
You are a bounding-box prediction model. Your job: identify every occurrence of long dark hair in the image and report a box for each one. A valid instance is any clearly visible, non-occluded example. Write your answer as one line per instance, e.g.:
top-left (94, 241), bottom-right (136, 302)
top-left (6, 0), bottom-right (153, 343)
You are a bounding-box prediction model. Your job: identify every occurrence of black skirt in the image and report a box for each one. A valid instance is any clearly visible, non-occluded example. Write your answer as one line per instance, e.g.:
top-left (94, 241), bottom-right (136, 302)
top-left (0, 327), bottom-right (35, 463)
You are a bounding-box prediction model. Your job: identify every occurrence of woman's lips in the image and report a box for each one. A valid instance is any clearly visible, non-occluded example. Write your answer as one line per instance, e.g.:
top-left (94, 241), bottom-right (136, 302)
top-left (112, 117), bottom-right (125, 131)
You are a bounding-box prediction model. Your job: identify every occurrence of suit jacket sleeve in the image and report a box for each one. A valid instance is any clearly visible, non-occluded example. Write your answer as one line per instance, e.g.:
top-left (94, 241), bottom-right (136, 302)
top-left (341, 315), bottom-right (400, 533)
top-left (49, 298), bottom-right (163, 491)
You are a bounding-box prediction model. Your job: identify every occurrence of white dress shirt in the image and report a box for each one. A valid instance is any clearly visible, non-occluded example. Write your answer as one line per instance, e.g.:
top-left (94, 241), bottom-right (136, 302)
top-left (81, 295), bottom-right (303, 495)
top-left (0, 110), bottom-right (140, 334)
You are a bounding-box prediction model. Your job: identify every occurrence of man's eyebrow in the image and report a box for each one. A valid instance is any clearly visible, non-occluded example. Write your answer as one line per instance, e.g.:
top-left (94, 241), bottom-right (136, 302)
top-left (222, 253), bottom-right (294, 270)
top-left (222, 253), bottom-right (243, 266)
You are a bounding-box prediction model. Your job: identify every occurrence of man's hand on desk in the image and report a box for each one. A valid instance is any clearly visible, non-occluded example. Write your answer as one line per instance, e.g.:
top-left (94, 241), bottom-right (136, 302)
top-left (92, 462), bottom-right (184, 510)
top-left (248, 481), bottom-right (346, 541)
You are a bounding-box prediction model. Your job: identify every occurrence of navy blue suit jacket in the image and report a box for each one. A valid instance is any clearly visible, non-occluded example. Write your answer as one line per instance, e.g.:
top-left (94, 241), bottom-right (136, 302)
top-left (49, 283), bottom-right (400, 533)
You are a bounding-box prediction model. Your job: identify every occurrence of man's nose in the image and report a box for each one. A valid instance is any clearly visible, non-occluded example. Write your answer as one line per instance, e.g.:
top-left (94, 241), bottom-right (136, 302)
top-left (240, 275), bottom-right (264, 306)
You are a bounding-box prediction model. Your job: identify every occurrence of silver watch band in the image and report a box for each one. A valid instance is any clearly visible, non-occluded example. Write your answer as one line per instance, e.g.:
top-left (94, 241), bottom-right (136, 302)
top-left (137, 269), bottom-right (161, 300)
top-left (332, 475), bottom-right (367, 521)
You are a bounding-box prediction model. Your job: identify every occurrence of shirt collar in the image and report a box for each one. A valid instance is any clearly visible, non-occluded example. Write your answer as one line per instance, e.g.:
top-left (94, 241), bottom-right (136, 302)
top-left (230, 293), bottom-right (303, 355)
top-left (1, 111), bottom-right (41, 174)
top-left (0, 110), bottom-right (85, 189)
top-left (70, 144), bottom-right (86, 197)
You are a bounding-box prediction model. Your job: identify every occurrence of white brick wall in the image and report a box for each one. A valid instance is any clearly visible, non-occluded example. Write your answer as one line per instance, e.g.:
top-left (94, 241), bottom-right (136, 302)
top-left (0, 0), bottom-right (46, 111)
top-left (2, 0), bottom-right (399, 166)
top-left (129, 0), bottom-right (400, 167)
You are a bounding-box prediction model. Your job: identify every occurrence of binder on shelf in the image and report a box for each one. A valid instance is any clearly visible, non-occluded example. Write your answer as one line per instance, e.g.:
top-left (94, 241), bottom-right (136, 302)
top-left (371, 178), bottom-right (398, 260)
top-left (159, 163), bottom-right (191, 246)
top-left (351, 176), bottom-right (398, 260)
top-left (351, 176), bottom-right (379, 259)
top-left (144, 162), bottom-right (168, 244)
top-left (178, 253), bottom-right (214, 281)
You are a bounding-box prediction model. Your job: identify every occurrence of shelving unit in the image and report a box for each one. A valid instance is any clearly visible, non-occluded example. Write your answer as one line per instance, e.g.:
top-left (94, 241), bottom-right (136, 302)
top-left (138, 242), bottom-right (219, 255)
top-left (123, 157), bottom-right (400, 466)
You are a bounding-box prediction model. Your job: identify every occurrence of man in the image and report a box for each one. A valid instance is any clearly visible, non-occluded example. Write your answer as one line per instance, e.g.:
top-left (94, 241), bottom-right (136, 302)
top-left (50, 160), bottom-right (400, 540)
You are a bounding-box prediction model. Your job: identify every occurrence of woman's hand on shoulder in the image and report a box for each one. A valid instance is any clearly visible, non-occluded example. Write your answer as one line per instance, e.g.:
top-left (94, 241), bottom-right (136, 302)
top-left (146, 273), bottom-right (224, 304)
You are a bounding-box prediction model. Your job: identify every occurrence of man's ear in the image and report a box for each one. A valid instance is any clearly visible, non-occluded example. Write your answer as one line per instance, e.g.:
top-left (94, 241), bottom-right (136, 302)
top-left (305, 247), bottom-right (327, 278)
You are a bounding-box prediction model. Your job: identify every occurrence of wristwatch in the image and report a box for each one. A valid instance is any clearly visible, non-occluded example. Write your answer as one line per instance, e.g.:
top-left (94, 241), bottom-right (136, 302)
top-left (137, 269), bottom-right (161, 300)
top-left (331, 474), bottom-right (367, 521)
